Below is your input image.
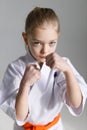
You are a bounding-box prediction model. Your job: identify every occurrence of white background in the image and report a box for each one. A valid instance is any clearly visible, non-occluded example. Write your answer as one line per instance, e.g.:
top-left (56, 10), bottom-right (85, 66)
top-left (0, 0), bottom-right (87, 130)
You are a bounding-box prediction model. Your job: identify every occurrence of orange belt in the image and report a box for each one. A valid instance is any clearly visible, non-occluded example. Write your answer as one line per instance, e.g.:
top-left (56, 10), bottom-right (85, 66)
top-left (22, 113), bottom-right (60, 130)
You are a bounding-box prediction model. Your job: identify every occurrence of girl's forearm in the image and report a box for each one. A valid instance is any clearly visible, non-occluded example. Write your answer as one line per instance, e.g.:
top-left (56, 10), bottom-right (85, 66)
top-left (64, 69), bottom-right (82, 108)
top-left (15, 85), bottom-right (30, 121)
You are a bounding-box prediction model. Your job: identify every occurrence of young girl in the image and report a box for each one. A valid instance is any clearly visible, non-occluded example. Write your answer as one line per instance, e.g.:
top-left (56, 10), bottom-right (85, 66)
top-left (0, 7), bottom-right (87, 130)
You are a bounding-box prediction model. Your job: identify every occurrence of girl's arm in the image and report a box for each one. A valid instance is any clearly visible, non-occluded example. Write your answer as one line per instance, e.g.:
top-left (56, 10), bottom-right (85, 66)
top-left (64, 67), bottom-right (82, 108)
top-left (15, 64), bottom-right (40, 121)
top-left (46, 52), bottom-right (82, 108)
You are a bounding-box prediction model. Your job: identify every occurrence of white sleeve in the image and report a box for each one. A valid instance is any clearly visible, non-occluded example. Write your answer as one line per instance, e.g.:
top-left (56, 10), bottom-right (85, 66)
top-left (16, 114), bottom-right (30, 126)
top-left (0, 63), bottom-right (22, 120)
top-left (64, 58), bottom-right (87, 116)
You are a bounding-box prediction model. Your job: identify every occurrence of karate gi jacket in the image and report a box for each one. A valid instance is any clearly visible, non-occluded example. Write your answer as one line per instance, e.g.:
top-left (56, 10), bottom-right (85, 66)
top-left (0, 51), bottom-right (87, 130)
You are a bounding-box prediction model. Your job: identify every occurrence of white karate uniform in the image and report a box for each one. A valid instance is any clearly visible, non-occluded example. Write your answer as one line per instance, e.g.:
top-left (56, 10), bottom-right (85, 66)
top-left (0, 51), bottom-right (87, 130)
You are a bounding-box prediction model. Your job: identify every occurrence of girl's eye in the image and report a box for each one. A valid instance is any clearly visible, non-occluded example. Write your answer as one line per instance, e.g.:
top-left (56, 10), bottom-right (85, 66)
top-left (34, 42), bottom-right (40, 44)
top-left (49, 42), bottom-right (56, 46)
top-left (32, 41), bottom-right (41, 46)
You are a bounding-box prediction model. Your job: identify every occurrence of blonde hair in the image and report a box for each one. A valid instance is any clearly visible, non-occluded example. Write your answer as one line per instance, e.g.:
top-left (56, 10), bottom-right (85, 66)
top-left (25, 7), bottom-right (60, 34)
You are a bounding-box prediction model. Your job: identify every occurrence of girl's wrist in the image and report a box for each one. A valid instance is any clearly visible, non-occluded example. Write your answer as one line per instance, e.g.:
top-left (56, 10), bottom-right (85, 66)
top-left (19, 82), bottom-right (31, 94)
top-left (63, 66), bottom-right (73, 76)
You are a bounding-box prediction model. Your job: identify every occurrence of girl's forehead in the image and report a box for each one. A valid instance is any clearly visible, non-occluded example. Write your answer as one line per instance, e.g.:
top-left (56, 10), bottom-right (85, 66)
top-left (30, 26), bottom-right (59, 42)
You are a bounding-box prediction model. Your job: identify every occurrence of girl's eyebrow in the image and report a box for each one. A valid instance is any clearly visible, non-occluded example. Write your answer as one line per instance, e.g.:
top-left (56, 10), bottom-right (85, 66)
top-left (31, 38), bottom-right (57, 42)
top-left (31, 38), bottom-right (41, 41)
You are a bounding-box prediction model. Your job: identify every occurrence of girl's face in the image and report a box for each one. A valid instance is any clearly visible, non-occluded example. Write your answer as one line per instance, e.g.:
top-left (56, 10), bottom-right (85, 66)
top-left (23, 23), bottom-right (60, 64)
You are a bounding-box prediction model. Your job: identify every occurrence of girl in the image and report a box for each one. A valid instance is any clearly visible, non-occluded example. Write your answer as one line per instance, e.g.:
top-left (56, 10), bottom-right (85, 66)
top-left (0, 7), bottom-right (87, 130)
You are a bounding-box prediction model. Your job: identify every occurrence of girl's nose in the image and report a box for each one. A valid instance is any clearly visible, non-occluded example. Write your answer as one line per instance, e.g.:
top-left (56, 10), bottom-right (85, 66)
top-left (40, 45), bottom-right (48, 54)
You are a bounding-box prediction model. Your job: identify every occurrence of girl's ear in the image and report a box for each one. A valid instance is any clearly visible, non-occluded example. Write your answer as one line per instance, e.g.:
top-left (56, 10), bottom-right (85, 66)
top-left (22, 32), bottom-right (28, 46)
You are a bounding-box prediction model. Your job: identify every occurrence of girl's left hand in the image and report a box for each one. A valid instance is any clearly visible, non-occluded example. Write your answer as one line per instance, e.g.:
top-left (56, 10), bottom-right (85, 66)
top-left (46, 52), bottom-right (71, 73)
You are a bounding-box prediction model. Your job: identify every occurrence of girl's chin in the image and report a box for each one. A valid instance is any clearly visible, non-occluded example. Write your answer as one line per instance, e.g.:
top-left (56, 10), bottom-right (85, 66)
top-left (40, 59), bottom-right (46, 63)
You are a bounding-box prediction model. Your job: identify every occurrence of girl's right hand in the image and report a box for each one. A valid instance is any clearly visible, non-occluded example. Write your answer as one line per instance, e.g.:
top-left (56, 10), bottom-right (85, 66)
top-left (20, 64), bottom-right (41, 88)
